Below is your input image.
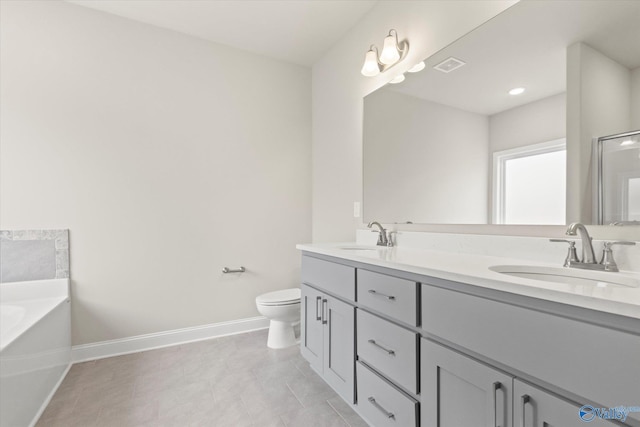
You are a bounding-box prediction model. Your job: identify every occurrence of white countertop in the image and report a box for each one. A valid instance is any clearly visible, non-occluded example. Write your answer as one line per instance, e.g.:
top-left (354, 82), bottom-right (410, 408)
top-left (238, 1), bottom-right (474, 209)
top-left (297, 243), bottom-right (640, 320)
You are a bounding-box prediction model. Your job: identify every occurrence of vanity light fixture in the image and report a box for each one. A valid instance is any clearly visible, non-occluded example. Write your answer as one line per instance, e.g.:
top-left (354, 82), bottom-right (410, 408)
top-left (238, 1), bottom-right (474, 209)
top-left (360, 29), bottom-right (409, 77)
top-left (361, 46), bottom-right (382, 77)
top-left (407, 61), bottom-right (425, 73)
top-left (509, 87), bottom-right (526, 95)
top-left (389, 74), bottom-right (405, 84)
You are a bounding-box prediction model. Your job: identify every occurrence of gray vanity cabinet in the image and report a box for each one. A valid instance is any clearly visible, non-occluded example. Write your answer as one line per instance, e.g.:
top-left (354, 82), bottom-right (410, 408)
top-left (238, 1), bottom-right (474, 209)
top-left (513, 380), bottom-right (618, 427)
top-left (300, 252), bottom-right (639, 427)
top-left (300, 256), bottom-right (356, 404)
top-left (301, 283), bottom-right (355, 402)
top-left (322, 294), bottom-right (355, 402)
top-left (421, 338), bottom-right (513, 427)
top-left (301, 284), bottom-right (324, 372)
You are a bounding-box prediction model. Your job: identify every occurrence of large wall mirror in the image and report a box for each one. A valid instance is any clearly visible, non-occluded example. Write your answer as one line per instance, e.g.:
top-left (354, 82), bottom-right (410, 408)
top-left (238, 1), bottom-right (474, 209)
top-left (363, 0), bottom-right (640, 225)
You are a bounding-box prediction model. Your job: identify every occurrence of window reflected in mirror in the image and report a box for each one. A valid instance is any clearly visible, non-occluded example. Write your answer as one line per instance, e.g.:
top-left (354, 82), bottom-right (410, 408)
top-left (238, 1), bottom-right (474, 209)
top-left (493, 140), bottom-right (566, 225)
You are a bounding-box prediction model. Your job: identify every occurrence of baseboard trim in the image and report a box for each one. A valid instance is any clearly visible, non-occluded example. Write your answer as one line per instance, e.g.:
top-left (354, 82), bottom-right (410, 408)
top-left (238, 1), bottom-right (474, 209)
top-left (72, 316), bottom-right (269, 363)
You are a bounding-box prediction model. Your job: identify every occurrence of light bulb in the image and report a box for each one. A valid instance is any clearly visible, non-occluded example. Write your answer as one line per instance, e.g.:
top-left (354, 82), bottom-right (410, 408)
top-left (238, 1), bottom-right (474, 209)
top-left (407, 61), bottom-right (425, 73)
top-left (509, 87), bottom-right (525, 95)
top-left (361, 49), bottom-right (380, 77)
top-left (389, 74), bottom-right (405, 84)
top-left (380, 34), bottom-right (400, 65)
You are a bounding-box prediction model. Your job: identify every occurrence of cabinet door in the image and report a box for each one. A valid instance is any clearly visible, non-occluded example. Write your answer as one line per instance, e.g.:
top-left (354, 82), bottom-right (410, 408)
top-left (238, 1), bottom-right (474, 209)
top-left (300, 284), bottom-right (324, 373)
top-left (514, 380), bottom-right (619, 427)
top-left (422, 338), bottom-right (513, 427)
top-left (323, 295), bottom-right (355, 403)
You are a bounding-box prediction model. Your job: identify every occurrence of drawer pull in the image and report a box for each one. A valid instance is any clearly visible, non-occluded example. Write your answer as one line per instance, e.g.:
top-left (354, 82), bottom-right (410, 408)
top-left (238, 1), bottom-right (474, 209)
top-left (520, 394), bottom-right (530, 427)
top-left (493, 382), bottom-right (502, 427)
top-left (368, 397), bottom-right (395, 420)
top-left (367, 339), bottom-right (395, 356)
top-left (368, 289), bottom-right (396, 300)
top-left (322, 299), bottom-right (328, 324)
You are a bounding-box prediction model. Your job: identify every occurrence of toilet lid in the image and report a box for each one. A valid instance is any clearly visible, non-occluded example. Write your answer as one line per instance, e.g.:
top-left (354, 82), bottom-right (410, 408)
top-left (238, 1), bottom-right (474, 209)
top-left (256, 288), bottom-right (301, 305)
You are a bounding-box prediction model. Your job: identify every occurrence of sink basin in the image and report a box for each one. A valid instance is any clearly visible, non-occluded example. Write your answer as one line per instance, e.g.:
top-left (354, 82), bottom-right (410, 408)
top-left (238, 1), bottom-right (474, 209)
top-left (489, 265), bottom-right (640, 288)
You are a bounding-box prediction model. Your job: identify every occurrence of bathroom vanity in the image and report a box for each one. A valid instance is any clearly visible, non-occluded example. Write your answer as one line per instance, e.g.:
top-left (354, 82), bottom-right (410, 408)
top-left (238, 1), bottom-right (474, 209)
top-left (297, 244), bottom-right (640, 427)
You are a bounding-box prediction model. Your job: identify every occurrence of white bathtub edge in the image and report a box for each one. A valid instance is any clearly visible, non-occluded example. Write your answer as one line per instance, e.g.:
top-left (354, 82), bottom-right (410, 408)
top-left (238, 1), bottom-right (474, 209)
top-left (29, 362), bottom-right (72, 427)
top-left (72, 316), bottom-right (269, 362)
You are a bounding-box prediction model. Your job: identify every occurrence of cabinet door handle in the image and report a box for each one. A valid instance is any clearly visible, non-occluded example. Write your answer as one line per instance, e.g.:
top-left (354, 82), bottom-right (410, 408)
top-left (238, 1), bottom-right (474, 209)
top-left (493, 382), bottom-right (502, 427)
top-left (368, 397), bottom-right (395, 419)
top-left (520, 394), bottom-right (530, 427)
top-left (367, 339), bottom-right (395, 356)
top-left (315, 296), bottom-right (322, 321)
top-left (368, 289), bottom-right (396, 300)
top-left (321, 299), bottom-right (328, 324)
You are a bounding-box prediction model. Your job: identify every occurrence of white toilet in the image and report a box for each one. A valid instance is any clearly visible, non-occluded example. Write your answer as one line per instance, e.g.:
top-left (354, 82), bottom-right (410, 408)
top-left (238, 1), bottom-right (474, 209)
top-left (255, 288), bottom-right (301, 349)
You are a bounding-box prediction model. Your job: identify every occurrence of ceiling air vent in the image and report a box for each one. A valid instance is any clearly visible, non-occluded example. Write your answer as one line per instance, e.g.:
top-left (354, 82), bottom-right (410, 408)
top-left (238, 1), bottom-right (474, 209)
top-left (433, 57), bottom-right (466, 73)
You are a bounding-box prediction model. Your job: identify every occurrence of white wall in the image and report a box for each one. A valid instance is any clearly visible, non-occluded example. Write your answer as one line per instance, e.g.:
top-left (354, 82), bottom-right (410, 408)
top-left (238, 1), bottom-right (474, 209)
top-left (364, 90), bottom-right (488, 223)
top-left (0, 1), bottom-right (311, 345)
top-left (567, 42), bottom-right (631, 224)
top-left (489, 93), bottom-right (566, 153)
top-left (311, 1), bottom-right (519, 242)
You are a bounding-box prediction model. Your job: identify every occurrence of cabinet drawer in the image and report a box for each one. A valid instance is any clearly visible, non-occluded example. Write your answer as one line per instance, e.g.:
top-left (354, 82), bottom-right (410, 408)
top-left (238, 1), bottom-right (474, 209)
top-left (357, 269), bottom-right (417, 325)
top-left (301, 256), bottom-right (355, 301)
top-left (356, 362), bottom-right (418, 427)
top-left (422, 284), bottom-right (640, 424)
top-left (357, 310), bottom-right (418, 394)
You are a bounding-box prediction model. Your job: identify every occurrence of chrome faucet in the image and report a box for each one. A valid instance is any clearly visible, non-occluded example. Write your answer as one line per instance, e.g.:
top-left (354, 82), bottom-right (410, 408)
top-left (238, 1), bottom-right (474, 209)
top-left (367, 221), bottom-right (389, 246)
top-left (550, 222), bottom-right (636, 272)
top-left (565, 222), bottom-right (596, 264)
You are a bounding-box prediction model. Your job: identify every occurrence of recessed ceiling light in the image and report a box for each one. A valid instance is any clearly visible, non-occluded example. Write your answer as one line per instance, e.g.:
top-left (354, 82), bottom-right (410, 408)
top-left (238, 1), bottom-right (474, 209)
top-left (407, 61), bottom-right (425, 73)
top-left (509, 87), bottom-right (525, 95)
top-left (620, 139), bottom-right (635, 146)
top-left (389, 74), bottom-right (405, 84)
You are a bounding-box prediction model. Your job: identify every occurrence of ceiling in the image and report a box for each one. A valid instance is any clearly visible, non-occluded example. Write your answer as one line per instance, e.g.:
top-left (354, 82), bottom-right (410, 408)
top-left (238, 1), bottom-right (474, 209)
top-left (66, 0), bottom-right (378, 66)
top-left (386, 0), bottom-right (640, 116)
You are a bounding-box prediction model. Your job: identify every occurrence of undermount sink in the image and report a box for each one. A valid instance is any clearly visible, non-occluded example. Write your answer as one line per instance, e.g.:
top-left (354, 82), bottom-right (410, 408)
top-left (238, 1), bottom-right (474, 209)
top-left (490, 265), bottom-right (640, 288)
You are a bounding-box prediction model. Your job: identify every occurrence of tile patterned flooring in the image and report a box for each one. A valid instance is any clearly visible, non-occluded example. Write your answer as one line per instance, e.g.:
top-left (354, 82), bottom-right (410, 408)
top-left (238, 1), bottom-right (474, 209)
top-left (37, 329), bottom-right (368, 427)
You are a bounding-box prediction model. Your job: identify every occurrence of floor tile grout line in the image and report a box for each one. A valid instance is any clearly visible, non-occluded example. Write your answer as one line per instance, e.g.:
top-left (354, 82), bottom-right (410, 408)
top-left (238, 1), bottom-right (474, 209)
top-left (285, 381), bottom-right (306, 409)
top-left (326, 399), bottom-right (349, 425)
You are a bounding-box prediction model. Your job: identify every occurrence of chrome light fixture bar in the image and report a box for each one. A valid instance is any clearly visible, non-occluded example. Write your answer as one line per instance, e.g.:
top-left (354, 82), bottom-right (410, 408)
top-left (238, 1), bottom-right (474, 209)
top-left (361, 29), bottom-right (409, 77)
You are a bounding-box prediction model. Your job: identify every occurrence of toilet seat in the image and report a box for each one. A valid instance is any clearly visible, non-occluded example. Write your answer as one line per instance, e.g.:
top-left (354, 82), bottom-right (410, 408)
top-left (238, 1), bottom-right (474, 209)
top-left (256, 288), bottom-right (301, 306)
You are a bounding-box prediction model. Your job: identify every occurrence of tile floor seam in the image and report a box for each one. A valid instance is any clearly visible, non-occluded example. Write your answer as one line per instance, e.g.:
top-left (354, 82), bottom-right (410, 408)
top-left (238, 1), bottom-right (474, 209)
top-left (325, 398), bottom-right (351, 425)
top-left (284, 381), bottom-right (305, 409)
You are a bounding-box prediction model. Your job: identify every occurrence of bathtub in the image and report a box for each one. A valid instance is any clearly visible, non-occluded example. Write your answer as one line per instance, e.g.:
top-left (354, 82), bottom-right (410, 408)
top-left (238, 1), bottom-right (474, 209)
top-left (0, 279), bottom-right (71, 427)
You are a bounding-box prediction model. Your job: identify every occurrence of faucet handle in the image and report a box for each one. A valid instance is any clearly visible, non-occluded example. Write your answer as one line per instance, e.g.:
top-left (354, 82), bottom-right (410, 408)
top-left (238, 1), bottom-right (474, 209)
top-left (600, 241), bottom-right (636, 272)
top-left (386, 231), bottom-right (397, 247)
top-left (549, 239), bottom-right (580, 267)
top-left (603, 241), bottom-right (636, 248)
top-left (369, 227), bottom-right (387, 246)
